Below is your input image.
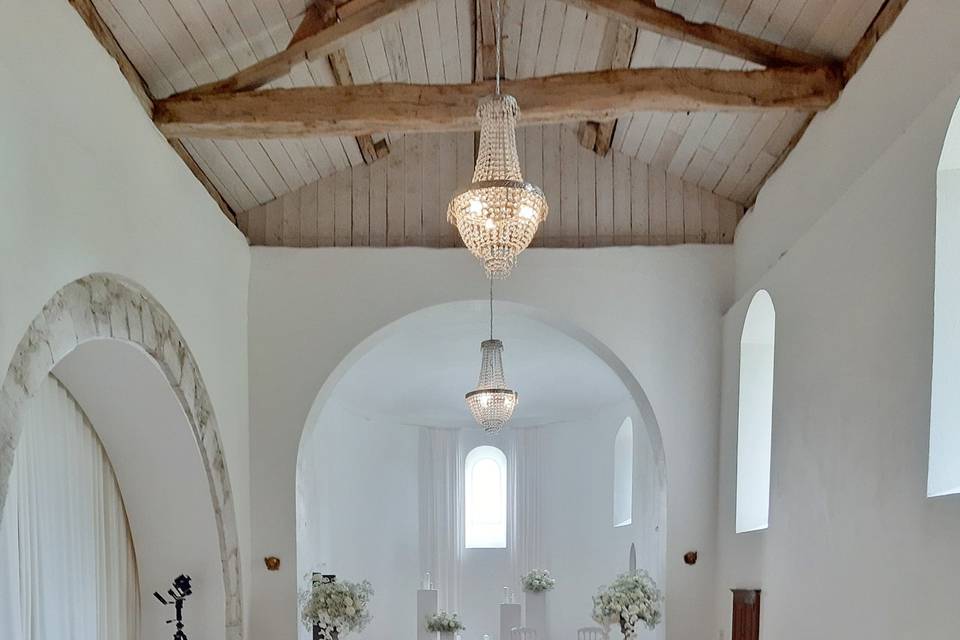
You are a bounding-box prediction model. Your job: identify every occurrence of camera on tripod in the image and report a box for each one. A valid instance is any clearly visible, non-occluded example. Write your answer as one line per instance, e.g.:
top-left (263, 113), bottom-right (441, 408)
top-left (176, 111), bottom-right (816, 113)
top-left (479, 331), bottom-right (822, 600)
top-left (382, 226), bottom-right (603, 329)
top-left (154, 575), bottom-right (193, 640)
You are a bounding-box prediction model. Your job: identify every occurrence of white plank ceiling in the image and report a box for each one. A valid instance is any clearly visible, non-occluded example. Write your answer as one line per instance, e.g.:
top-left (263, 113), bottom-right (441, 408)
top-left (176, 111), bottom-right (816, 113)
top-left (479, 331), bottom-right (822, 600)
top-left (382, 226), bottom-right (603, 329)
top-left (239, 125), bottom-right (745, 247)
top-left (94, 0), bottom-right (886, 243)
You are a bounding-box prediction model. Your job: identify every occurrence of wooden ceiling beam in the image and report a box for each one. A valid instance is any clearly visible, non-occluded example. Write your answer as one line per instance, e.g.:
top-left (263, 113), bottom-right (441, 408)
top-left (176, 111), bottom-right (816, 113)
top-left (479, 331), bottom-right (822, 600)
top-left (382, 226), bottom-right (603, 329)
top-left (843, 0), bottom-right (910, 81)
top-left (176, 0), bottom-right (424, 96)
top-left (154, 66), bottom-right (841, 139)
top-left (578, 21), bottom-right (637, 156)
top-left (294, 1), bottom-right (390, 164)
top-left (66, 0), bottom-right (236, 224)
top-left (288, 2), bottom-right (338, 47)
top-left (562, 0), bottom-right (836, 69)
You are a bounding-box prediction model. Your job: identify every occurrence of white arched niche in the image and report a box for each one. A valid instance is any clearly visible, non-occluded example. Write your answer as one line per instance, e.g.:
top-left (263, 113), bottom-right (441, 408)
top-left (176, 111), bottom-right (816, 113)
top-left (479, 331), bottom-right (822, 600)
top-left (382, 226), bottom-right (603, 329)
top-left (296, 301), bottom-right (667, 640)
top-left (0, 275), bottom-right (242, 640)
top-left (54, 340), bottom-right (226, 640)
top-left (736, 289), bottom-right (776, 533)
top-left (930, 99), bottom-right (960, 497)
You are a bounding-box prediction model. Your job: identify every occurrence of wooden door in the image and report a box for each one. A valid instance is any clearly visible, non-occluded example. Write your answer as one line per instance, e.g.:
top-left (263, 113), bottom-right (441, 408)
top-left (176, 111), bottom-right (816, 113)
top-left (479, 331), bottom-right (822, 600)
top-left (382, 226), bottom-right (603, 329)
top-left (731, 589), bottom-right (761, 640)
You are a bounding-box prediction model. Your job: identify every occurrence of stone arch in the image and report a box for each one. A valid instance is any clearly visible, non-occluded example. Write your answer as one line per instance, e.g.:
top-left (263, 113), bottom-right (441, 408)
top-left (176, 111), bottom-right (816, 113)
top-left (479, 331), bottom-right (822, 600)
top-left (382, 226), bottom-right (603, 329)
top-left (0, 273), bottom-right (242, 639)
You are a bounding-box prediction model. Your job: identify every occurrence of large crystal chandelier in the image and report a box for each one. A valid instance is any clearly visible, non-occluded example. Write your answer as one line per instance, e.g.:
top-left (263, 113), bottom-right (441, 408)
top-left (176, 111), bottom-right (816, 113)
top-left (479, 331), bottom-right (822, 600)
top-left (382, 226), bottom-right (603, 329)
top-left (446, 0), bottom-right (548, 279)
top-left (466, 280), bottom-right (518, 433)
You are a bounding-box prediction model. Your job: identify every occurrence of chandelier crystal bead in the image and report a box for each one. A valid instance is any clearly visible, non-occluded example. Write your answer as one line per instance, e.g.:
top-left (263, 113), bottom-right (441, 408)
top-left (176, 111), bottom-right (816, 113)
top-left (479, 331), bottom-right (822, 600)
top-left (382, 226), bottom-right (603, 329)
top-left (447, 94), bottom-right (549, 279)
top-left (465, 339), bottom-right (518, 434)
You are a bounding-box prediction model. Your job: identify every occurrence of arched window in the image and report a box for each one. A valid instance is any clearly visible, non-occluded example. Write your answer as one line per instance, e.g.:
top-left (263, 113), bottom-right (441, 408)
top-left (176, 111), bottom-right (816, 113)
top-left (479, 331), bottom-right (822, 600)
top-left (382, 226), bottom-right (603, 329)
top-left (930, 101), bottom-right (960, 497)
top-left (464, 445), bottom-right (507, 548)
top-left (613, 417), bottom-right (633, 527)
top-left (736, 290), bottom-right (776, 533)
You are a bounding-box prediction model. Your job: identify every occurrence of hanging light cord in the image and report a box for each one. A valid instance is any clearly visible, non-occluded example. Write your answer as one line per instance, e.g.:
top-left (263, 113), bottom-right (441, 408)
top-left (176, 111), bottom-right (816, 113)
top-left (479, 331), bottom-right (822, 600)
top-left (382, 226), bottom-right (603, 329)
top-left (495, 0), bottom-right (502, 95)
top-left (489, 277), bottom-right (494, 340)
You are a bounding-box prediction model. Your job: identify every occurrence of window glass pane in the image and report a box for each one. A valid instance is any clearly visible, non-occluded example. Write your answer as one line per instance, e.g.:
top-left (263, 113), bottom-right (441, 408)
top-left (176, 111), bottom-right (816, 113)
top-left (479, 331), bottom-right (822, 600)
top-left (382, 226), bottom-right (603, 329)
top-left (613, 417), bottom-right (633, 527)
top-left (465, 446), bottom-right (507, 548)
top-left (736, 290), bottom-right (775, 533)
top-left (930, 114), bottom-right (960, 497)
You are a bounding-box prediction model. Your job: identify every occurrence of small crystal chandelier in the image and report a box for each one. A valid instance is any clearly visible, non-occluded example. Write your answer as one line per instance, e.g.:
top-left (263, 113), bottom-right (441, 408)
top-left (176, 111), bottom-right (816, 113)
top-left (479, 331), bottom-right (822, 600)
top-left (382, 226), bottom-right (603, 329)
top-left (446, 0), bottom-right (548, 279)
top-left (466, 280), bottom-right (518, 433)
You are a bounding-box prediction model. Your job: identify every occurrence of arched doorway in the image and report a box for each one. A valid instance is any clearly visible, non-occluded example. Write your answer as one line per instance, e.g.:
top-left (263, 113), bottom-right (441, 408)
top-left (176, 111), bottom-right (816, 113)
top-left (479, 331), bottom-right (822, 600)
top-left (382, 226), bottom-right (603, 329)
top-left (0, 274), bottom-right (243, 640)
top-left (296, 301), bottom-right (667, 640)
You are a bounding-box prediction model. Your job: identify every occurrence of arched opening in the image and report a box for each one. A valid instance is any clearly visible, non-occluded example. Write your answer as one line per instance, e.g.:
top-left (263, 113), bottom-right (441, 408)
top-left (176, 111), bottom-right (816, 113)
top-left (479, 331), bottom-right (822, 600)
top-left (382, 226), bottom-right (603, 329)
top-left (465, 445), bottom-right (507, 549)
top-left (613, 417), bottom-right (634, 528)
top-left (930, 99), bottom-right (960, 497)
top-left (0, 374), bottom-right (138, 640)
top-left (0, 275), bottom-right (242, 640)
top-left (736, 289), bottom-right (776, 533)
top-left (296, 301), bottom-right (667, 640)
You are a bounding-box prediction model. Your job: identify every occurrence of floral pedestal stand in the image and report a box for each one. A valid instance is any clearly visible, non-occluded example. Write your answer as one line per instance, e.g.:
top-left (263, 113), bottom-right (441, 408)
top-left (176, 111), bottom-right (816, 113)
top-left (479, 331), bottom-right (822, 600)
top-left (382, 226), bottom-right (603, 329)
top-left (524, 591), bottom-right (547, 638)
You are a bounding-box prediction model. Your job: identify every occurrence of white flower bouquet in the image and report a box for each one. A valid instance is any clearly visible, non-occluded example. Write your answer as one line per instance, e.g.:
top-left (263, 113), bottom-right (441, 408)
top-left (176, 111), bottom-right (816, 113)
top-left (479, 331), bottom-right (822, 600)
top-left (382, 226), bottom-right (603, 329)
top-left (300, 578), bottom-right (373, 638)
top-left (521, 569), bottom-right (557, 593)
top-left (425, 611), bottom-right (466, 633)
top-left (591, 571), bottom-right (662, 638)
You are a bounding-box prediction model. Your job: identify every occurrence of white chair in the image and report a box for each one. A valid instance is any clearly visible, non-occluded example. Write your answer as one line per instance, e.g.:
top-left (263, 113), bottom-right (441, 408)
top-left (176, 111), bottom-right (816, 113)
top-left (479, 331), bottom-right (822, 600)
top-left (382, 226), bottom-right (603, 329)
top-left (511, 627), bottom-right (537, 640)
top-left (577, 627), bottom-right (605, 640)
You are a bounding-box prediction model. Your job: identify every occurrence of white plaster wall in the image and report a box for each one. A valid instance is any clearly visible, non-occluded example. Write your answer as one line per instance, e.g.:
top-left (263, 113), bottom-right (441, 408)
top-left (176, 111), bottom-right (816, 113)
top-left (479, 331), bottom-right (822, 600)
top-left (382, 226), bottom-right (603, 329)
top-left (0, 2), bottom-right (252, 633)
top-left (716, 1), bottom-right (960, 637)
top-left (297, 400), bottom-right (422, 640)
top-left (249, 246), bottom-right (732, 639)
top-left (539, 400), bottom-right (664, 640)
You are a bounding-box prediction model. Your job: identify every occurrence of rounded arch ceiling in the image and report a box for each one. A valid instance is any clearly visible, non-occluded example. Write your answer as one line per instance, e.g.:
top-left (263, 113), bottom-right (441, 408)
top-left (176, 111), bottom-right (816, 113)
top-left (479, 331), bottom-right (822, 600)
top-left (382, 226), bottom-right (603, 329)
top-left (328, 301), bottom-right (632, 429)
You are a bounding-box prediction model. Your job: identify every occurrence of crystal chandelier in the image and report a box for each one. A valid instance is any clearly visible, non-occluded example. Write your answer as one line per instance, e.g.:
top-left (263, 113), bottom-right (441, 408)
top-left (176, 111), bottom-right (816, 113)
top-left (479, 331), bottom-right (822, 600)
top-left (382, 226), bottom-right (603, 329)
top-left (466, 280), bottom-right (518, 433)
top-left (446, 0), bottom-right (548, 279)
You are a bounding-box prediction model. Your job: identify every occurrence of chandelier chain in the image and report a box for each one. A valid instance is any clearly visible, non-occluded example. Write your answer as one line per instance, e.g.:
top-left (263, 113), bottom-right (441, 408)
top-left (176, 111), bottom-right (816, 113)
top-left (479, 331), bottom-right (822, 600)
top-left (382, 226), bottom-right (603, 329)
top-left (489, 277), bottom-right (494, 339)
top-left (495, 0), bottom-right (502, 96)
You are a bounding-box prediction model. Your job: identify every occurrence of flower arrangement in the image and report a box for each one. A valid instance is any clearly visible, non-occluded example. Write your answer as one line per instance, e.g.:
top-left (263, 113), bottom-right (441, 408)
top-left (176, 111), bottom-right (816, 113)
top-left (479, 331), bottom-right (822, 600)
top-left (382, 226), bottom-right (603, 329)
top-left (300, 578), bottom-right (373, 638)
top-left (425, 611), bottom-right (466, 633)
top-left (521, 569), bottom-right (557, 593)
top-left (591, 571), bottom-right (663, 638)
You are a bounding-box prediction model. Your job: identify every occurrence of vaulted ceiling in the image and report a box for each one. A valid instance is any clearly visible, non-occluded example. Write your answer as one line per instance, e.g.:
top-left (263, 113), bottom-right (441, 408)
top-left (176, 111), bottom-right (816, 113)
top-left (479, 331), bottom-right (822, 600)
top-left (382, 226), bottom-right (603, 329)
top-left (70, 0), bottom-right (908, 247)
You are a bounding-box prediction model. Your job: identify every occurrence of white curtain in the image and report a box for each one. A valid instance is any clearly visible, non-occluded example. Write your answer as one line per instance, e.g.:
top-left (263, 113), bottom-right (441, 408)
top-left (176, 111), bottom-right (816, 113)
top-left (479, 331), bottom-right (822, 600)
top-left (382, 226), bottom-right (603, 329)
top-left (0, 375), bottom-right (139, 640)
top-left (508, 427), bottom-right (542, 587)
top-left (419, 427), bottom-right (464, 612)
